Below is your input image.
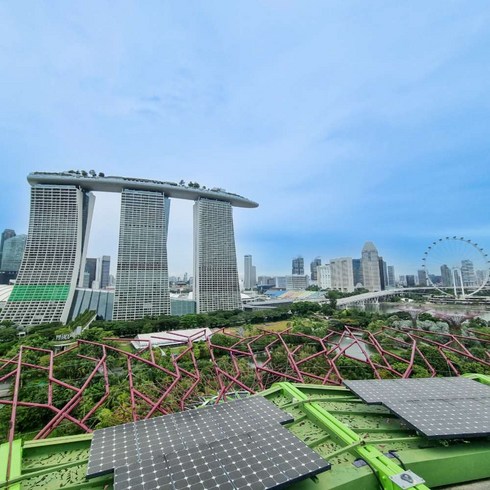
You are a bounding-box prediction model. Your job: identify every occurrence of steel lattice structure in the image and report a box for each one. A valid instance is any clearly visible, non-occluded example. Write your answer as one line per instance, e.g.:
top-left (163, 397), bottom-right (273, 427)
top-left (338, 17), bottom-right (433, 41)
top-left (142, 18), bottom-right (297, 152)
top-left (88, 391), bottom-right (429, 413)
top-left (1, 326), bottom-right (489, 451)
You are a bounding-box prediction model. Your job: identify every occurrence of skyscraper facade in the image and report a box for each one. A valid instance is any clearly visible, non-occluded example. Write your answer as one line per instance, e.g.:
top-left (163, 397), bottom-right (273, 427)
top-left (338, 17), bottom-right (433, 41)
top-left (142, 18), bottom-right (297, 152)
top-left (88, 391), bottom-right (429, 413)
top-left (361, 242), bottom-right (381, 292)
top-left (461, 260), bottom-right (476, 287)
top-left (441, 264), bottom-right (452, 287)
top-left (330, 257), bottom-right (354, 292)
top-left (243, 254), bottom-right (256, 290)
top-left (387, 265), bottom-right (396, 288)
top-left (113, 189), bottom-right (170, 320)
top-left (1, 185), bottom-right (94, 325)
top-left (193, 198), bottom-right (241, 313)
top-left (98, 255), bottom-right (111, 289)
top-left (0, 229), bottom-right (16, 266)
top-left (0, 234), bottom-right (27, 272)
top-left (352, 258), bottom-right (363, 288)
top-left (417, 269), bottom-right (428, 286)
top-left (317, 264), bottom-right (331, 289)
top-left (84, 258), bottom-right (97, 288)
top-left (292, 256), bottom-right (304, 275)
top-left (310, 257), bottom-right (321, 281)
top-left (379, 257), bottom-right (388, 291)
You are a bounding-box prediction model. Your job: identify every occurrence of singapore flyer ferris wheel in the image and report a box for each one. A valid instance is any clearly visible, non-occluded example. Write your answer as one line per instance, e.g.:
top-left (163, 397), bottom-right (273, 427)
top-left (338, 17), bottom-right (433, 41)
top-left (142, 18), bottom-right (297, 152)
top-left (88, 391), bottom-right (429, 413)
top-left (422, 236), bottom-right (490, 298)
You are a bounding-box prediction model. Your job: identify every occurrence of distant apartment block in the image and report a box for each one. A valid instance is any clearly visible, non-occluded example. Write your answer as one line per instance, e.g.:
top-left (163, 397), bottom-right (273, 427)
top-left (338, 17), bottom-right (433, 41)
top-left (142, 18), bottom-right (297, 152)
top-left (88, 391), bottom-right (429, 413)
top-left (330, 257), bottom-right (354, 292)
top-left (317, 264), bottom-right (331, 289)
top-left (285, 275), bottom-right (309, 290)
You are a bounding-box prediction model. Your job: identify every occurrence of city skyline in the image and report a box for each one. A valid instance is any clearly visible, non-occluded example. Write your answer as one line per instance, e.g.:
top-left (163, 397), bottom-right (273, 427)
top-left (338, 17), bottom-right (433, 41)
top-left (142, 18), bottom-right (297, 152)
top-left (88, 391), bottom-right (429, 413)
top-left (1, 3), bottom-right (490, 277)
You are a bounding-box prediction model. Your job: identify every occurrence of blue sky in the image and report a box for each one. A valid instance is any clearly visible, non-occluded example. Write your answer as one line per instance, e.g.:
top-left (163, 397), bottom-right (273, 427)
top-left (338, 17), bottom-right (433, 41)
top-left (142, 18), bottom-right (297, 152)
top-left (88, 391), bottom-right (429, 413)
top-left (1, 1), bottom-right (490, 277)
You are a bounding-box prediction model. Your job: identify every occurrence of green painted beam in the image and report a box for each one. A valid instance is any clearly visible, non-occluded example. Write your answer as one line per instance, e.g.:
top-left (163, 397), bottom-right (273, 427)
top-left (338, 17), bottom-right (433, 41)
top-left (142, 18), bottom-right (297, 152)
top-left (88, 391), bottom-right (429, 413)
top-left (275, 382), bottom-right (431, 490)
top-left (0, 439), bottom-right (22, 490)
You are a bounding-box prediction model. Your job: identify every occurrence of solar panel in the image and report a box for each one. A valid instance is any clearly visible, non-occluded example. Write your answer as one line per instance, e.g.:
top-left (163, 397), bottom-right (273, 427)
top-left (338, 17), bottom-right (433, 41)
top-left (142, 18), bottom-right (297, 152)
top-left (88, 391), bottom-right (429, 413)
top-left (87, 395), bottom-right (294, 479)
top-left (343, 377), bottom-right (490, 404)
top-left (343, 377), bottom-right (490, 440)
top-left (383, 397), bottom-right (490, 439)
top-left (113, 429), bottom-right (330, 489)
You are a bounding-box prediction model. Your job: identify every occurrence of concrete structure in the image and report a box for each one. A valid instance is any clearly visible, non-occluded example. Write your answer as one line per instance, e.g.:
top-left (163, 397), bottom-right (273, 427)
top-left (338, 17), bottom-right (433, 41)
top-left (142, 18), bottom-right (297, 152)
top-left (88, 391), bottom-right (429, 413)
top-left (292, 256), bottom-right (304, 275)
top-left (275, 276), bottom-right (287, 289)
top-left (193, 198), bottom-right (241, 313)
top-left (131, 328), bottom-right (213, 350)
top-left (243, 254), bottom-right (256, 290)
top-left (310, 257), bottom-right (321, 281)
top-left (1, 185), bottom-right (95, 325)
top-left (330, 257), bottom-right (354, 292)
top-left (285, 275), bottom-right (309, 290)
top-left (0, 234), bottom-right (27, 272)
top-left (417, 269), bottom-right (428, 287)
top-left (361, 242), bottom-right (381, 292)
top-left (317, 264), bottom-right (331, 289)
top-left (113, 189), bottom-right (170, 320)
top-left (1, 172), bottom-right (257, 326)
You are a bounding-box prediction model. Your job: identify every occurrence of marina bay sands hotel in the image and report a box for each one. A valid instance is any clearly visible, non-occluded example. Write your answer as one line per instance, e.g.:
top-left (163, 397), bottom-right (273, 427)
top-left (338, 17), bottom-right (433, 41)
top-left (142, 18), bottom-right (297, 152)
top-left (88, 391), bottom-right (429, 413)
top-left (1, 171), bottom-right (258, 326)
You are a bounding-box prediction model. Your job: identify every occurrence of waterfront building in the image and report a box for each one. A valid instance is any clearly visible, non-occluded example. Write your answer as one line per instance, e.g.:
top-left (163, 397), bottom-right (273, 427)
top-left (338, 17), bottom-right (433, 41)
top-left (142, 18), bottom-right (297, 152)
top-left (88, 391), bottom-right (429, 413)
top-left (2, 172), bottom-right (257, 325)
top-left (285, 274), bottom-right (309, 290)
top-left (378, 257), bottom-right (388, 290)
top-left (310, 257), bottom-right (321, 281)
top-left (113, 189), bottom-right (170, 320)
top-left (330, 257), bottom-right (354, 292)
top-left (292, 256), bottom-right (304, 275)
top-left (1, 185), bottom-right (95, 325)
top-left (317, 264), bottom-right (331, 289)
top-left (0, 234), bottom-right (27, 272)
top-left (361, 242), bottom-right (381, 291)
top-left (193, 198), bottom-right (241, 313)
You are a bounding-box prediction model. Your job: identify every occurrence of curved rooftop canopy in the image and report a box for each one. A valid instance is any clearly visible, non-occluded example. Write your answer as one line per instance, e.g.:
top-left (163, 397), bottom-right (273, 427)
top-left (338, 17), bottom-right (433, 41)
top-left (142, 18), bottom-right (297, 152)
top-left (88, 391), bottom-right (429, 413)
top-left (27, 171), bottom-right (259, 208)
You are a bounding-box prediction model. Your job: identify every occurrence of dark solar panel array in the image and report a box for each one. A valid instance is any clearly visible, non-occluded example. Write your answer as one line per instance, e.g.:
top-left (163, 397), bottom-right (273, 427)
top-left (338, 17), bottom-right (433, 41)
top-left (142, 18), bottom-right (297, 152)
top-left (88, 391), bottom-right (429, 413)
top-left (343, 377), bottom-right (490, 404)
top-left (114, 428), bottom-right (330, 490)
top-left (343, 377), bottom-right (490, 439)
top-left (86, 396), bottom-right (293, 478)
top-left (87, 396), bottom-right (329, 489)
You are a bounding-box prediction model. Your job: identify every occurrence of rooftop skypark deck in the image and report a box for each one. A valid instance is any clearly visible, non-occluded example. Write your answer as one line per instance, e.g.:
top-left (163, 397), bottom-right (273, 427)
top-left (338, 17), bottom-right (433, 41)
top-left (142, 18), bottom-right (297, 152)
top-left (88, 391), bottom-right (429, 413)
top-left (27, 171), bottom-right (259, 208)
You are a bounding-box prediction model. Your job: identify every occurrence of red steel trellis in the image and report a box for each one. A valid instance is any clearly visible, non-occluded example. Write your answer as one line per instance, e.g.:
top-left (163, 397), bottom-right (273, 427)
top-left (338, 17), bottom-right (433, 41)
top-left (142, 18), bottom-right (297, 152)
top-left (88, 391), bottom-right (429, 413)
top-left (0, 325), bottom-right (489, 480)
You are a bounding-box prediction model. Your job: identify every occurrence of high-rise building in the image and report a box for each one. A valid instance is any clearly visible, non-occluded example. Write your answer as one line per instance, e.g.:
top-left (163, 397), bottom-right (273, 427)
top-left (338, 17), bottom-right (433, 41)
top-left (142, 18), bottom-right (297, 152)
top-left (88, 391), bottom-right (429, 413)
top-left (417, 269), bottom-right (428, 286)
top-left (361, 242), bottom-right (381, 291)
top-left (0, 229), bottom-right (16, 266)
top-left (98, 255), bottom-right (111, 289)
top-left (84, 258), bottom-right (97, 288)
top-left (317, 264), bottom-right (331, 289)
top-left (113, 189), bottom-right (170, 320)
top-left (292, 256), bottom-right (304, 275)
top-left (275, 276), bottom-right (287, 289)
top-left (0, 234), bottom-right (27, 272)
top-left (285, 274), bottom-right (309, 290)
top-left (461, 259), bottom-right (476, 287)
top-left (387, 265), bottom-right (395, 288)
top-left (441, 264), bottom-right (453, 287)
top-left (378, 257), bottom-right (388, 290)
top-left (1, 185), bottom-right (95, 325)
top-left (330, 257), bottom-right (354, 292)
top-left (406, 275), bottom-right (416, 287)
top-left (193, 198), bottom-right (241, 313)
top-left (352, 258), bottom-right (363, 288)
top-left (310, 257), bottom-right (321, 281)
top-left (243, 255), bottom-right (256, 290)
